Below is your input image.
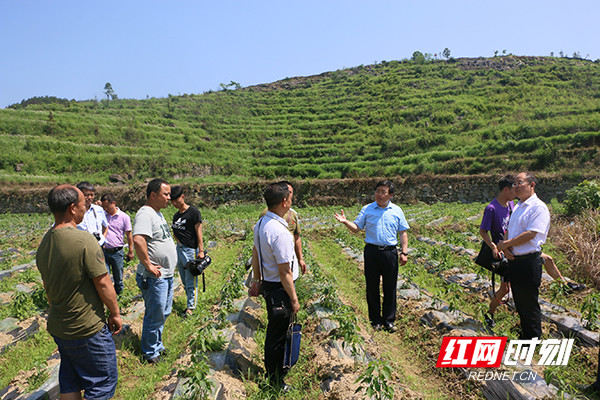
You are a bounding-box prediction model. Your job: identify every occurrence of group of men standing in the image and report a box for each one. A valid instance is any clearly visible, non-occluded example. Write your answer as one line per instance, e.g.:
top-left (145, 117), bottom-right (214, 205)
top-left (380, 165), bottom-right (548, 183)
top-left (35, 179), bottom-right (205, 399)
top-left (34, 173), bottom-right (586, 398)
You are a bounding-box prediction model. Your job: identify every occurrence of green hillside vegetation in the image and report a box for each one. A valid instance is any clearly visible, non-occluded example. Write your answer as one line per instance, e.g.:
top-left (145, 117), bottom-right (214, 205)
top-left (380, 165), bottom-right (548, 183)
top-left (1, 55), bottom-right (600, 185)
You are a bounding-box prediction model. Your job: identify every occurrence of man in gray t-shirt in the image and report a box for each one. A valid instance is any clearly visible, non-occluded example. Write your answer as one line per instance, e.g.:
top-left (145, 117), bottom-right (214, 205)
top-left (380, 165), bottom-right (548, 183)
top-left (133, 178), bottom-right (177, 363)
top-left (134, 206), bottom-right (177, 279)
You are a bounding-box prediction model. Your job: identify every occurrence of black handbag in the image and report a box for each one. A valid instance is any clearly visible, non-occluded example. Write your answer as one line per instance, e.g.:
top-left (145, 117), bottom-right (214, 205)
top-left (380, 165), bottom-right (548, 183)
top-left (475, 242), bottom-right (510, 305)
top-left (474, 241), bottom-right (496, 271)
top-left (475, 242), bottom-right (508, 277)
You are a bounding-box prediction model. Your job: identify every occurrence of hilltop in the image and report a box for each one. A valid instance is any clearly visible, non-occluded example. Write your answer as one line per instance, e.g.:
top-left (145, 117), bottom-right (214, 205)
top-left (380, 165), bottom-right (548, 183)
top-left (1, 55), bottom-right (599, 186)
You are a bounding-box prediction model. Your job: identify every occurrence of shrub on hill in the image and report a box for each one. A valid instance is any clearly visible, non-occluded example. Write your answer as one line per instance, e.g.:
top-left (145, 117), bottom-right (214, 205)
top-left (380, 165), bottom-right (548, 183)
top-left (563, 180), bottom-right (600, 215)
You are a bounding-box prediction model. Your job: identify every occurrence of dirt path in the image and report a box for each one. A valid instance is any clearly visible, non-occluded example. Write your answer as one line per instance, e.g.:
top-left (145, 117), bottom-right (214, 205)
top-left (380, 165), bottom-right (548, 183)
top-left (306, 235), bottom-right (483, 399)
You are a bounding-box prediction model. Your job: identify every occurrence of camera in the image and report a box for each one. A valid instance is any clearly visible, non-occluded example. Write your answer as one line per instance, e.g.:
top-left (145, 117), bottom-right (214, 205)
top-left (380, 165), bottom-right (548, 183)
top-left (184, 253), bottom-right (211, 276)
top-left (93, 232), bottom-right (101, 241)
top-left (491, 255), bottom-right (509, 276)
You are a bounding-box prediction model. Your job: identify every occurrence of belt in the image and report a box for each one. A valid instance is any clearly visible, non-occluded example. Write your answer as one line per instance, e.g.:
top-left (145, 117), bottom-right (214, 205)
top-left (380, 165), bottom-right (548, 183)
top-left (104, 246), bottom-right (123, 254)
top-left (366, 243), bottom-right (396, 251)
top-left (512, 251), bottom-right (541, 260)
top-left (261, 281), bottom-right (284, 292)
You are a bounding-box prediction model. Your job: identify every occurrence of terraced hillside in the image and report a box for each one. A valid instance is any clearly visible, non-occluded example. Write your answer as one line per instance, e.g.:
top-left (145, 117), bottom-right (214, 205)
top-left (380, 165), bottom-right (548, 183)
top-left (1, 56), bottom-right (600, 185)
top-left (0, 201), bottom-right (598, 399)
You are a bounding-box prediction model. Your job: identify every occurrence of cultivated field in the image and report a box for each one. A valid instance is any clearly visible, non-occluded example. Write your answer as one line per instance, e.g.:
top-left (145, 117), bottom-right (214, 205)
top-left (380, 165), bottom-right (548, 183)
top-left (0, 201), bottom-right (598, 399)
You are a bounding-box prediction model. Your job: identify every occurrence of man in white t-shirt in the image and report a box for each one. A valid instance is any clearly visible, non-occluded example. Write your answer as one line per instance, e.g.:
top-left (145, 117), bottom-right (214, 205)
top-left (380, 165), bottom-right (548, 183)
top-left (133, 178), bottom-right (177, 364)
top-left (497, 172), bottom-right (550, 340)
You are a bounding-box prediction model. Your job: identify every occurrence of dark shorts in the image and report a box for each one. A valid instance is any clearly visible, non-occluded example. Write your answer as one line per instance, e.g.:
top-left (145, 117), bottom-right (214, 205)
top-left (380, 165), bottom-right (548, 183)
top-left (52, 325), bottom-right (118, 400)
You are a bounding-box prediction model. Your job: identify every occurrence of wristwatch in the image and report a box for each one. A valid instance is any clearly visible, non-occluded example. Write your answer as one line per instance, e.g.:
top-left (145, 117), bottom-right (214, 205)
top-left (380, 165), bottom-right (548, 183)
top-left (400, 251), bottom-right (408, 256)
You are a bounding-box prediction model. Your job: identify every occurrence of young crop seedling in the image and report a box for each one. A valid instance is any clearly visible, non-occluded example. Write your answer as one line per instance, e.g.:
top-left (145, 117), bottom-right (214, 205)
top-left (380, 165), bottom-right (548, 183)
top-left (581, 293), bottom-right (600, 331)
top-left (10, 291), bottom-right (36, 320)
top-left (355, 359), bottom-right (395, 400)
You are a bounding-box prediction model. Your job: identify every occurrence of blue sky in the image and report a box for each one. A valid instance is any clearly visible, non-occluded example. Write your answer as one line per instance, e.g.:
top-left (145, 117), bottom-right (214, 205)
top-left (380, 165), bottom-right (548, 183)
top-left (1, 0), bottom-right (598, 108)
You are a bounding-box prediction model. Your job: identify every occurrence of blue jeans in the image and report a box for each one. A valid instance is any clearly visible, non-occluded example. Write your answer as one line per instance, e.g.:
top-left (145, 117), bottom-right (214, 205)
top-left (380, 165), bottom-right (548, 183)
top-left (104, 248), bottom-right (124, 295)
top-left (52, 325), bottom-right (118, 400)
top-left (176, 244), bottom-right (198, 310)
top-left (136, 274), bottom-right (174, 360)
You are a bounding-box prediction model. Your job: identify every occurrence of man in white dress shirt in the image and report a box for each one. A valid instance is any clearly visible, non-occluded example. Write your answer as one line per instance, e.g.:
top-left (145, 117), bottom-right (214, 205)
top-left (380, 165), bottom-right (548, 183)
top-left (76, 182), bottom-right (108, 246)
top-left (249, 182), bottom-right (299, 390)
top-left (497, 172), bottom-right (550, 339)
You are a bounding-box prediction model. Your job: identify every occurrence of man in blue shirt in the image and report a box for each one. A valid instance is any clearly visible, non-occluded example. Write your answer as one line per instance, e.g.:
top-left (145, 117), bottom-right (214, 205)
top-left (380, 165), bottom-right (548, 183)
top-left (335, 179), bottom-right (409, 332)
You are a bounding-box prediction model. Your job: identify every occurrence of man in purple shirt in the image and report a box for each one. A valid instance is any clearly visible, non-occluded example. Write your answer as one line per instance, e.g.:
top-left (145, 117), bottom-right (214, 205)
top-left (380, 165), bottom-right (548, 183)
top-left (480, 175), bottom-right (515, 327)
top-left (101, 193), bottom-right (134, 295)
top-left (481, 175), bottom-right (582, 329)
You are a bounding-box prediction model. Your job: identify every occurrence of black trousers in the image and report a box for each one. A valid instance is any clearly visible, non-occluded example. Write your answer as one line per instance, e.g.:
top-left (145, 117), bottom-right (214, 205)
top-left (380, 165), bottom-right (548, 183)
top-left (262, 282), bottom-right (292, 386)
top-left (364, 244), bottom-right (399, 326)
top-left (507, 254), bottom-right (543, 339)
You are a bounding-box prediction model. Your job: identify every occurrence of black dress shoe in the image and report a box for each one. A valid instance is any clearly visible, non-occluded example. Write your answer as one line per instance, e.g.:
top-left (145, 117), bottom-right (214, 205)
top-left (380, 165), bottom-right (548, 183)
top-left (581, 381), bottom-right (600, 394)
top-left (372, 323), bottom-right (384, 331)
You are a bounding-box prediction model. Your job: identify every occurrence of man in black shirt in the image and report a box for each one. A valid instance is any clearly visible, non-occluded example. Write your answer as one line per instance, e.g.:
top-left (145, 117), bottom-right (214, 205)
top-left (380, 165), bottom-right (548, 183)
top-left (171, 186), bottom-right (205, 316)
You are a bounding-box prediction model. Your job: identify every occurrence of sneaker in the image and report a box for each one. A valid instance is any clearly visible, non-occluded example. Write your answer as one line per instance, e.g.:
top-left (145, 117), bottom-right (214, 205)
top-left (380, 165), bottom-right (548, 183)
top-left (280, 383), bottom-right (295, 393)
top-left (184, 309), bottom-right (193, 317)
top-left (159, 348), bottom-right (169, 357)
top-left (484, 313), bottom-right (495, 329)
top-left (384, 324), bottom-right (398, 333)
top-left (566, 282), bottom-right (586, 294)
top-left (146, 355), bottom-right (162, 364)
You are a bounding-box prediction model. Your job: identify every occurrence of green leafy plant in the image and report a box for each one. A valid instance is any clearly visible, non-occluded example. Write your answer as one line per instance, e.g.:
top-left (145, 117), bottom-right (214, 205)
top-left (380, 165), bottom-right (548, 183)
top-left (331, 305), bottom-right (362, 355)
top-left (31, 285), bottom-right (49, 309)
top-left (549, 280), bottom-right (569, 304)
top-left (563, 180), bottom-right (600, 215)
top-left (19, 268), bottom-right (39, 283)
top-left (581, 293), bottom-right (600, 330)
top-left (440, 282), bottom-right (462, 312)
top-left (191, 327), bottom-right (227, 353)
top-left (354, 359), bottom-right (395, 400)
top-left (26, 353), bottom-right (49, 389)
top-left (10, 291), bottom-right (36, 320)
top-left (178, 353), bottom-right (214, 400)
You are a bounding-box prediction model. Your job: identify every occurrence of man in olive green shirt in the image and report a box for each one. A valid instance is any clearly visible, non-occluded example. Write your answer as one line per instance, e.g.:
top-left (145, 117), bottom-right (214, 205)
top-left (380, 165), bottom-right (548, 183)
top-left (36, 184), bottom-right (122, 400)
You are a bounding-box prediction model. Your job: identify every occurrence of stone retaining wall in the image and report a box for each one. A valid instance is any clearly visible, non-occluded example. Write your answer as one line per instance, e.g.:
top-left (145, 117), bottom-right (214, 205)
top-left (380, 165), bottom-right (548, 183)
top-left (1, 174), bottom-right (594, 213)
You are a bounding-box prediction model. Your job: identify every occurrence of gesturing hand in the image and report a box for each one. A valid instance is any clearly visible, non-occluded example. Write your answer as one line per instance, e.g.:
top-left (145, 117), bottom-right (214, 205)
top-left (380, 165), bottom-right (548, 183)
top-left (334, 210), bottom-right (347, 223)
